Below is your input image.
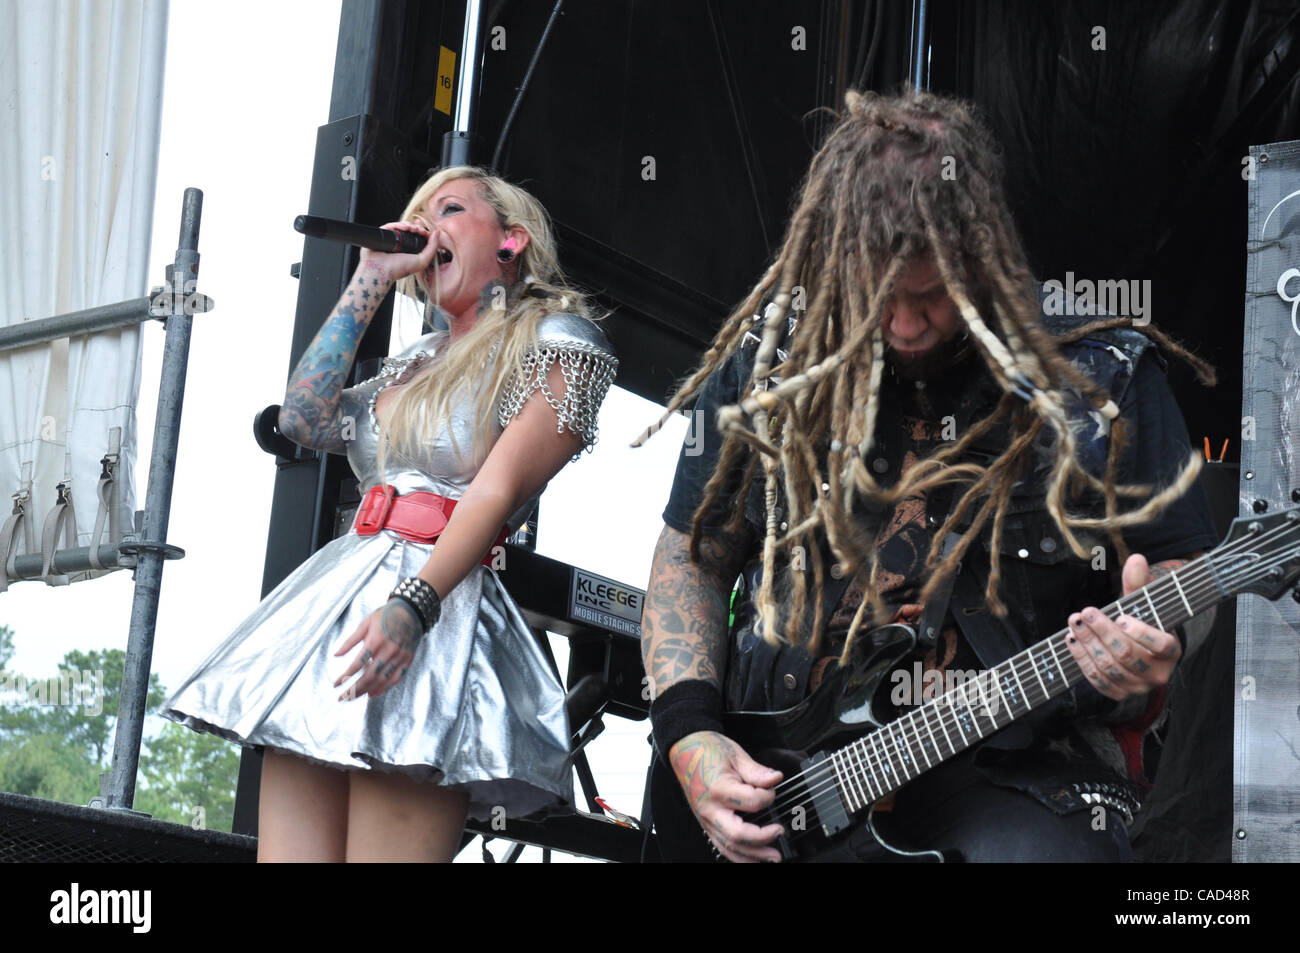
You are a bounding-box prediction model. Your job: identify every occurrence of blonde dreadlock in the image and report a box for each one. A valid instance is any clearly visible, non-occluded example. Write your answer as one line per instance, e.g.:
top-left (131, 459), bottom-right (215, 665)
top-left (637, 88), bottom-right (1210, 659)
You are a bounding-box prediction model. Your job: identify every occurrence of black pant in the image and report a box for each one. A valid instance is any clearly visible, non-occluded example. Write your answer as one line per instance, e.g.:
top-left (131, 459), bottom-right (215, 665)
top-left (799, 750), bottom-right (1133, 863)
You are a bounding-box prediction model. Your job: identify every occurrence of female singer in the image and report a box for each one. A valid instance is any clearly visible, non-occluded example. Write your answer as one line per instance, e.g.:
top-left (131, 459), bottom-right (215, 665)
top-left (163, 167), bottom-right (617, 861)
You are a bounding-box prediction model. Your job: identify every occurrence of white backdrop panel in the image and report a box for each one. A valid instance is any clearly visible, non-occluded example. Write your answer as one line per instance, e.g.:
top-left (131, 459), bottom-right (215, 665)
top-left (0, 0), bottom-right (167, 569)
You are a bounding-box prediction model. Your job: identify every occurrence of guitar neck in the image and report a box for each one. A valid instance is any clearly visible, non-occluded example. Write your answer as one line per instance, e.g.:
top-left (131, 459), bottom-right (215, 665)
top-left (825, 554), bottom-right (1226, 813)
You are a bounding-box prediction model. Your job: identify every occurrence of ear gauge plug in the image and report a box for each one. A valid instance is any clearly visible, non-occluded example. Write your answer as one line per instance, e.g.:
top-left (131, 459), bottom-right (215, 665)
top-left (497, 237), bottom-right (519, 263)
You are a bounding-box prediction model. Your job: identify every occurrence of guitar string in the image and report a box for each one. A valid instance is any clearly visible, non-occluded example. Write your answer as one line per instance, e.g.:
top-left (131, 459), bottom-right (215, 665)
top-left (764, 535), bottom-right (1297, 827)
top-left (761, 633), bottom-right (1083, 824)
top-left (765, 635), bottom-right (1084, 825)
top-left (754, 523), bottom-right (1300, 828)
top-left (859, 525), bottom-right (1300, 789)
top-left (838, 550), bottom-right (1231, 792)
top-left (764, 531), bottom-right (1299, 829)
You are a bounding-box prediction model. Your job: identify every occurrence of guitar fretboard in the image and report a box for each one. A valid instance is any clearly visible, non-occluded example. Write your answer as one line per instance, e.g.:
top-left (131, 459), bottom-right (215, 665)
top-left (824, 554), bottom-right (1229, 813)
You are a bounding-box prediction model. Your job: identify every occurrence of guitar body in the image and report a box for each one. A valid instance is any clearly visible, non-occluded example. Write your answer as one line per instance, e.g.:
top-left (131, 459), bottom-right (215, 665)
top-left (651, 624), bottom-right (949, 862)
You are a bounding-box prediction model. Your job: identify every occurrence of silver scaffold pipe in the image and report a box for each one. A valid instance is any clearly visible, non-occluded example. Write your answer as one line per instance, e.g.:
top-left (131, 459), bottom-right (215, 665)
top-left (0, 298), bottom-right (154, 353)
top-left (103, 188), bottom-right (205, 813)
top-left (6, 545), bottom-right (137, 580)
top-left (441, 0), bottom-right (486, 167)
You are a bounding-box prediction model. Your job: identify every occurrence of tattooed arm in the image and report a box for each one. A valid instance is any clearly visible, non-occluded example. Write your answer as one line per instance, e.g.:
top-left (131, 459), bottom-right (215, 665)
top-left (277, 263), bottom-right (392, 453)
top-left (278, 220), bottom-right (437, 453)
top-left (640, 525), bottom-right (739, 696)
top-left (643, 524), bottom-right (784, 862)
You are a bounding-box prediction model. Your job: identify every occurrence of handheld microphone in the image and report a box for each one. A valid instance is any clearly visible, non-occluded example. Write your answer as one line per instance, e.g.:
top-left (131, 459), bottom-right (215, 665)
top-left (294, 214), bottom-right (427, 254)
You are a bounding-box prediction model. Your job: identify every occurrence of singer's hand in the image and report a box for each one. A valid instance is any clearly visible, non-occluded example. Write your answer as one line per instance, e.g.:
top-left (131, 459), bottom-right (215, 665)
top-left (359, 220), bottom-right (437, 285)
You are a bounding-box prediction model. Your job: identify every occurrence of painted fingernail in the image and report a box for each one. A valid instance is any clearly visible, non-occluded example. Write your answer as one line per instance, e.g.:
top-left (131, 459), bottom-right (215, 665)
top-left (1084, 609), bottom-right (1098, 622)
top-left (1118, 617), bottom-right (1131, 631)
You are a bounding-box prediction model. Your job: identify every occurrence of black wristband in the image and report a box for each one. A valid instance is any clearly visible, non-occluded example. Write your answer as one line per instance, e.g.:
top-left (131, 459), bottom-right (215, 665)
top-left (650, 680), bottom-right (725, 760)
top-left (390, 576), bottom-right (441, 631)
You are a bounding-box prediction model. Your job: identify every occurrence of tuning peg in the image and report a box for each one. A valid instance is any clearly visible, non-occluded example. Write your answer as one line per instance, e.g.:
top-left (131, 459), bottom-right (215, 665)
top-left (1253, 499), bottom-right (1269, 513)
top-left (1292, 489), bottom-right (1300, 503)
top-left (1292, 586), bottom-right (1300, 604)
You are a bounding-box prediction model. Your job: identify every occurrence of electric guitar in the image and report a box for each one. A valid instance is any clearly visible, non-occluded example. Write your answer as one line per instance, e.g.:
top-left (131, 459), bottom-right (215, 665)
top-left (651, 500), bottom-right (1300, 862)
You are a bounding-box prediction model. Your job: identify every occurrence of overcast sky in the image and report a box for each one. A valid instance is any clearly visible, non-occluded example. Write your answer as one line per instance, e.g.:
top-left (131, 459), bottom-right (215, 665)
top-left (1, 0), bottom-right (689, 862)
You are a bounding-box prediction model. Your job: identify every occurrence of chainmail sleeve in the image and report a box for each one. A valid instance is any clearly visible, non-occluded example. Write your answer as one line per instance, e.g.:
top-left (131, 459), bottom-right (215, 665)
top-left (497, 313), bottom-right (618, 454)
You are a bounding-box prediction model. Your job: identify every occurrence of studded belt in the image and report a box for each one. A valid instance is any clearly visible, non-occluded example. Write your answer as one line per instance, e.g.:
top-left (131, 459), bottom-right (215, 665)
top-left (1071, 780), bottom-right (1141, 825)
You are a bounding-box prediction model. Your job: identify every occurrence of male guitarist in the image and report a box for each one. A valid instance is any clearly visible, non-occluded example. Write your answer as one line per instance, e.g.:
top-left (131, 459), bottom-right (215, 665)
top-left (638, 89), bottom-right (1219, 862)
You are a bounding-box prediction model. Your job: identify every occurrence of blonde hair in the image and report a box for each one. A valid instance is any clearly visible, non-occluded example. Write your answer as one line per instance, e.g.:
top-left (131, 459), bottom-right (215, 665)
top-left (379, 167), bottom-right (592, 476)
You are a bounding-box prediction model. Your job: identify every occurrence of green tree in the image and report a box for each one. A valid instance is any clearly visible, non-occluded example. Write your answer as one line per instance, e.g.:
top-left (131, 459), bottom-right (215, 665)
top-left (0, 629), bottom-right (240, 831)
top-left (0, 732), bottom-right (100, 802)
top-left (0, 648), bottom-right (104, 803)
top-left (0, 625), bottom-right (47, 741)
top-left (0, 624), bottom-right (13, 671)
top-left (137, 722), bottom-right (239, 832)
top-left (43, 647), bottom-right (168, 766)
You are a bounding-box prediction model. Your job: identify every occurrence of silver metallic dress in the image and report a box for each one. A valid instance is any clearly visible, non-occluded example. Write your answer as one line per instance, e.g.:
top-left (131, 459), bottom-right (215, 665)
top-left (162, 313), bottom-right (618, 821)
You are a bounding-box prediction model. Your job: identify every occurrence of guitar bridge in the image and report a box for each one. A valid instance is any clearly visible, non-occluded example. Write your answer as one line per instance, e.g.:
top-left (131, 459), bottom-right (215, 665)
top-left (802, 751), bottom-right (852, 837)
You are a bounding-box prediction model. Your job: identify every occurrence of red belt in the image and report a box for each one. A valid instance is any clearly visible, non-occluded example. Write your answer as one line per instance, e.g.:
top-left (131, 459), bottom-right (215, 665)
top-left (352, 484), bottom-right (509, 567)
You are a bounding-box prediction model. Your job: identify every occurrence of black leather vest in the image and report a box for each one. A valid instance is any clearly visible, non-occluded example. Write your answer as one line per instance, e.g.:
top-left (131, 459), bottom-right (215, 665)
top-left (727, 311), bottom-right (1161, 730)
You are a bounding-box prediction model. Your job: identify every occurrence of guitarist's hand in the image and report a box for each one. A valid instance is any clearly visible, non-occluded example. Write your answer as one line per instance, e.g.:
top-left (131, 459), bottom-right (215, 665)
top-left (669, 731), bottom-right (786, 863)
top-left (1064, 553), bottom-right (1182, 702)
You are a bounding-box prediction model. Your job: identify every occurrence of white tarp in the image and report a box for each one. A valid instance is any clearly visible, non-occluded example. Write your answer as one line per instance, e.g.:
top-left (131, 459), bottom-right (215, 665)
top-left (0, 0), bottom-right (168, 581)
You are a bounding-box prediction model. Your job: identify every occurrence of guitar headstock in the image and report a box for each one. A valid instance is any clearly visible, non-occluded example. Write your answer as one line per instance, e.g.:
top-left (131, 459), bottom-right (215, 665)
top-left (1215, 495), bottom-right (1300, 602)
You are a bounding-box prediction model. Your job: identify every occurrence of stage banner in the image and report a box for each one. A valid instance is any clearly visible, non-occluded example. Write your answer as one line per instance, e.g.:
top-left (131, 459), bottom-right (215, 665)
top-left (1236, 139), bottom-right (1300, 861)
top-left (0, 0), bottom-right (167, 581)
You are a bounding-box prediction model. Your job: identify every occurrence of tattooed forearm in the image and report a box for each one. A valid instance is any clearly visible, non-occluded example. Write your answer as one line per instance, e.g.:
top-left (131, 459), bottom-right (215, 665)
top-left (278, 266), bottom-right (393, 453)
top-left (650, 637), bottom-right (719, 685)
top-left (642, 525), bottom-right (745, 696)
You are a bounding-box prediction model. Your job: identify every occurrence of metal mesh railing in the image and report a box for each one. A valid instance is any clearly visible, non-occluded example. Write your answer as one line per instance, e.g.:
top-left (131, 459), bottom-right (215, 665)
top-left (0, 793), bottom-right (254, 863)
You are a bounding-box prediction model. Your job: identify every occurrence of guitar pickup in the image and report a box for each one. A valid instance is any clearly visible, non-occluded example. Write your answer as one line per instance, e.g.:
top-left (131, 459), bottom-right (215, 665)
top-left (802, 751), bottom-right (852, 838)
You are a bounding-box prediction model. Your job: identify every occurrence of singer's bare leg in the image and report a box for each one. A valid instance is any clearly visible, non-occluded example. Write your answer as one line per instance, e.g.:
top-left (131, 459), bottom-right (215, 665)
top-left (257, 748), bottom-right (349, 862)
top-left (345, 770), bottom-right (468, 862)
